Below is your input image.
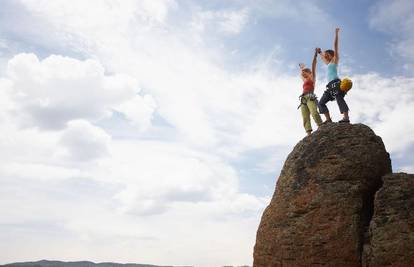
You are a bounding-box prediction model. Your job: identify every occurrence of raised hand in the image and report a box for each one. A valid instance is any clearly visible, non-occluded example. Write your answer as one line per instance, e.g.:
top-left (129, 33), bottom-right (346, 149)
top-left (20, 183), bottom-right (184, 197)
top-left (315, 47), bottom-right (321, 54)
top-left (299, 63), bottom-right (305, 69)
top-left (334, 28), bottom-right (340, 63)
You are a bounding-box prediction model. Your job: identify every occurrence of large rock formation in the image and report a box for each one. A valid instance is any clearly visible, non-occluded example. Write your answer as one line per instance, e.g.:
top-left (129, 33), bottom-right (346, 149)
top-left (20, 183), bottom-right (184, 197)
top-left (363, 173), bottom-right (414, 267)
top-left (253, 123), bottom-right (413, 267)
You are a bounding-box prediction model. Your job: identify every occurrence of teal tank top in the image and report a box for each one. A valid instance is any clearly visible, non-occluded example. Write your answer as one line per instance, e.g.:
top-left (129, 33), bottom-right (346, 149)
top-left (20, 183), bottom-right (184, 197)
top-left (327, 63), bottom-right (338, 82)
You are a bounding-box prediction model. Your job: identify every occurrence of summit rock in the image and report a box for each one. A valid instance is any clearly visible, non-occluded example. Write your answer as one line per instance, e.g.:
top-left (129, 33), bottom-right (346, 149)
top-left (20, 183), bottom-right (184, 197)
top-left (253, 123), bottom-right (413, 267)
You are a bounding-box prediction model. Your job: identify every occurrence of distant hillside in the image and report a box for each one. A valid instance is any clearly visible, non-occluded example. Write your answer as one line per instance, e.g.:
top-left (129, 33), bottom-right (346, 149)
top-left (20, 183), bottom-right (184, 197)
top-left (1, 260), bottom-right (192, 267)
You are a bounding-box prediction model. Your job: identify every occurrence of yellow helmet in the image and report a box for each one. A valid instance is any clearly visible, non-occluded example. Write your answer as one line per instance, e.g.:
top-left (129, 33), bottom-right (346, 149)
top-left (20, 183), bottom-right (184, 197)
top-left (340, 78), bottom-right (353, 92)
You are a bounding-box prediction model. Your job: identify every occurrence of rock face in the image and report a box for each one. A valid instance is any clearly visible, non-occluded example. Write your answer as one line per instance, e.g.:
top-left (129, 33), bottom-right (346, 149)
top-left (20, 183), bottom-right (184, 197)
top-left (253, 123), bottom-right (394, 267)
top-left (363, 173), bottom-right (414, 267)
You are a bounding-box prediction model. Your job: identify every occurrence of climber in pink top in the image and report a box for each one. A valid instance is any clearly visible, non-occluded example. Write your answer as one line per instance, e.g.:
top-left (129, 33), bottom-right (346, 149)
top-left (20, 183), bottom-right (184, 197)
top-left (298, 48), bottom-right (323, 136)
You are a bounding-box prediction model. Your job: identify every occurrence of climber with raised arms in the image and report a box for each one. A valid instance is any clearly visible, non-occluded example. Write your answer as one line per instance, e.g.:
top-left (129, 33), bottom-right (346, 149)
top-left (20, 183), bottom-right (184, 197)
top-left (298, 48), bottom-right (323, 136)
top-left (317, 27), bottom-right (350, 123)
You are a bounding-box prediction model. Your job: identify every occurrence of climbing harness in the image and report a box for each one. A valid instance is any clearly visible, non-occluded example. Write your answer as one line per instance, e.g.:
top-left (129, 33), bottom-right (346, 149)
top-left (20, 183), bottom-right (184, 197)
top-left (325, 79), bottom-right (342, 100)
top-left (297, 92), bottom-right (318, 109)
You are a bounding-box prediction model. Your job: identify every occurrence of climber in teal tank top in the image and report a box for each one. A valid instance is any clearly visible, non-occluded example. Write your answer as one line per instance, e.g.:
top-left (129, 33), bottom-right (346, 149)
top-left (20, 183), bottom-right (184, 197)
top-left (327, 63), bottom-right (338, 82)
top-left (316, 27), bottom-right (350, 124)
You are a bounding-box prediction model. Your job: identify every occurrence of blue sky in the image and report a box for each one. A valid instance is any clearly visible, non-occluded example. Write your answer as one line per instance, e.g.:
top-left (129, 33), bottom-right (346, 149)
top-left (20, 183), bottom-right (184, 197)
top-left (0, 1), bottom-right (414, 267)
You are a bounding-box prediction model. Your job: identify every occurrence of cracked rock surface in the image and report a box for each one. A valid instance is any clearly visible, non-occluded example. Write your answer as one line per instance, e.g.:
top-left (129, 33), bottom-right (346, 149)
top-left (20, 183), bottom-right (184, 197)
top-left (253, 123), bottom-right (394, 267)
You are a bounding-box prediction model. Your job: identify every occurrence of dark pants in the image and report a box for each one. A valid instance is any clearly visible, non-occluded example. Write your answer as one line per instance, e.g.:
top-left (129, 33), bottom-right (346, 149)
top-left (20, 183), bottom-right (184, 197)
top-left (318, 79), bottom-right (349, 114)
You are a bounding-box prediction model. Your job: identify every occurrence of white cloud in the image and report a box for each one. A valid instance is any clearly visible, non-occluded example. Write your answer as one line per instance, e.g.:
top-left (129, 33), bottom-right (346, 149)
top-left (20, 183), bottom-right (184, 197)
top-left (0, 134), bottom-right (268, 266)
top-left (346, 73), bottom-right (414, 153)
top-left (0, 45), bottom-right (270, 266)
top-left (0, 38), bottom-right (7, 50)
top-left (5, 53), bottom-right (155, 130)
top-left (60, 120), bottom-right (111, 162)
top-left (9, 0), bottom-right (321, 152)
top-left (19, 0), bottom-right (175, 32)
top-left (369, 0), bottom-right (414, 67)
top-left (0, 120), bottom-right (61, 168)
top-left (0, 162), bottom-right (80, 181)
top-left (15, 0), bottom-right (177, 58)
top-left (116, 94), bottom-right (157, 132)
top-left (101, 141), bottom-right (241, 213)
top-left (399, 165), bottom-right (414, 173)
top-left (0, 78), bottom-right (15, 119)
top-left (192, 8), bottom-right (249, 35)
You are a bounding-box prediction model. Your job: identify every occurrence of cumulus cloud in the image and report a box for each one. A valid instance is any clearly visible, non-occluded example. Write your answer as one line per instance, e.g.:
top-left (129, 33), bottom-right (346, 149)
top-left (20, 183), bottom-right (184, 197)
top-left (59, 120), bottom-right (111, 162)
top-left (116, 94), bottom-right (157, 132)
top-left (9, 0), bottom-right (414, 182)
top-left (5, 53), bottom-right (155, 130)
top-left (347, 73), bottom-right (414, 153)
top-left (100, 141), bottom-right (241, 215)
top-left (9, 0), bottom-right (308, 151)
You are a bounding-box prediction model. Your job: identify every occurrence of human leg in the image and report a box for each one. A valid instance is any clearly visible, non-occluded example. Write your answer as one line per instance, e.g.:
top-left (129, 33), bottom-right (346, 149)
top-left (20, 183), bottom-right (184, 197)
top-left (335, 91), bottom-right (350, 122)
top-left (318, 91), bottom-right (332, 123)
top-left (301, 103), bottom-right (312, 133)
top-left (308, 98), bottom-right (323, 127)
